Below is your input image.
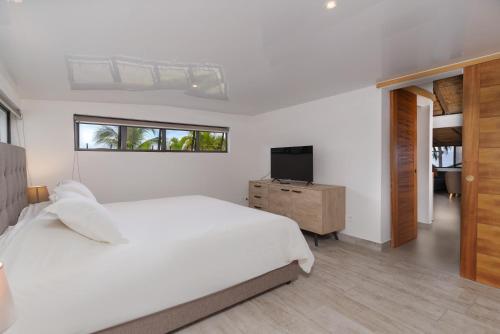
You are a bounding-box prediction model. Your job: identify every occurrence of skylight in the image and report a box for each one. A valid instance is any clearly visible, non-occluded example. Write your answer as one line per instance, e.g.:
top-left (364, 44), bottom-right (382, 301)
top-left (66, 56), bottom-right (228, 100)
top-left (115, 59), bottom-right (156, 89)
top-left (188, 65), bottom-right (227, 100)
top-left (157, 65), bottom-right (190, 90)
top-left (67, 57), bottom-right (115, 88)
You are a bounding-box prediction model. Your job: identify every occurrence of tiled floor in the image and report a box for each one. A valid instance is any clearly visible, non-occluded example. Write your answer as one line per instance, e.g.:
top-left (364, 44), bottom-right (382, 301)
top-left (386, 193), bottom-right (461, 274)
top-left (179, 212), bottom-right (500, 333)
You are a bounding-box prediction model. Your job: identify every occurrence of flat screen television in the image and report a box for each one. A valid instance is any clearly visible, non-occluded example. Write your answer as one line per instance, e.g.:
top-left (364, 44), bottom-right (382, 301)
top-left (271, 146), bottom-right (313, 183)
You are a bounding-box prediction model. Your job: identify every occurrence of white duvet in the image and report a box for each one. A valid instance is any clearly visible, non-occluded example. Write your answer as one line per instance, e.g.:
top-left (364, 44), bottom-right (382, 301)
top-left (0, 195), bottom-right (314, 334)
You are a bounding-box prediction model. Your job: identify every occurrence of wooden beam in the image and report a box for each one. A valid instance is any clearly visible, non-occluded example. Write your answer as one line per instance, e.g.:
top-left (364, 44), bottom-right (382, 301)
top-left (376, 52), bottom-right (500, 88)
top-left (433, 99), bottom-right (444, 116)
top-left (434, 81), bottom-right (450, 115)
top-left (452, 127), bottom-right (462, 136)
top-left (403, 86), bottom-right (436, 101)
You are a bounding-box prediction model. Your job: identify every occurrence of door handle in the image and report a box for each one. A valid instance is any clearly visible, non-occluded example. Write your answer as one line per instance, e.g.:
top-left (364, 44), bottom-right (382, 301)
top-left (254, 205), bottom-right (262, 209)
top-left (465, 175), bottom-right (475, 182)
top-left (254, 195), bottom-right (261, 199)
top-left (280, 188), bottom-right (290, 192)
top-left (254, 184), bottom-right (262, 188)
top-left (292, 190), bottom-right (302, 194)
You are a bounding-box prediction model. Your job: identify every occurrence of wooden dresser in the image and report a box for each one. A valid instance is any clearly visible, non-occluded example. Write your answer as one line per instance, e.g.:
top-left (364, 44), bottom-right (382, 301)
top-left (248, 180), bottom-right (345, 246)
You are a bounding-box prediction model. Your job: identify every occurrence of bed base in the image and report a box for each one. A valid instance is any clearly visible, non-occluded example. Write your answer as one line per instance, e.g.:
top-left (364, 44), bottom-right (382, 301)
top-left (96, 261), bottom-right (300, 334)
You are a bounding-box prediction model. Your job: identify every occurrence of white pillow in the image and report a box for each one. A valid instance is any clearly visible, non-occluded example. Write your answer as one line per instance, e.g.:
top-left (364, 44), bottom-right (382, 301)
top-left (44, 198), bottom-right (127, 244)
top-left (50, 180), bottom-right (97, 202)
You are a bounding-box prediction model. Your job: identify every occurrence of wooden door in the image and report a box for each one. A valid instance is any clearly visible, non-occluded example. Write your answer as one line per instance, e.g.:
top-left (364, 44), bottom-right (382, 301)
top-left (391, 89), bottom-right (418, 248)
top-left (462, 59), bottom-right (500, 287)
top-left (291, 189), bottom-right (323, 234)
top-left (268, 185), bottom-right (292, 217)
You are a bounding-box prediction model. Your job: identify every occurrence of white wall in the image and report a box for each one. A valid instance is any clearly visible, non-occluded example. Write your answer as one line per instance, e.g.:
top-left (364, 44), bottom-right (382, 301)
top-left (21, 86), bottom-right (389, 244)
top-left (21, 99), bottom-right (259, 204)
top-left (417, 105), bottom-right (433, 224)
top-left (253, 86), bottom-right (385, 243)
top-left (0, 61), bottom-right (19, 106)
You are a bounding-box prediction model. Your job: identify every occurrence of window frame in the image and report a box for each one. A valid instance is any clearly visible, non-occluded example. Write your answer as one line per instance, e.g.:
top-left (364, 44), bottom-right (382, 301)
top-left (432, 145), bottom-right (462, 168)
top-left (74, 114), bottom-right (228, 153)
top-left (0, 102), bottom-right (11, 144)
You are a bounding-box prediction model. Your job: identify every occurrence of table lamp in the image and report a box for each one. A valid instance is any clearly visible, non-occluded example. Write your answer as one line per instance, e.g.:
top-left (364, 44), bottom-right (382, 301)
top-left (0, 263), bottom-right (16, 332)
top-left (27, 185), bottom-right (49, 204)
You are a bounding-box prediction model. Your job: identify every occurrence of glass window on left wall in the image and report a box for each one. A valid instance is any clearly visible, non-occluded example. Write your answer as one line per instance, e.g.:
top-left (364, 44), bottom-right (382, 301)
top-left (0, 106), bottom-right (10, 144)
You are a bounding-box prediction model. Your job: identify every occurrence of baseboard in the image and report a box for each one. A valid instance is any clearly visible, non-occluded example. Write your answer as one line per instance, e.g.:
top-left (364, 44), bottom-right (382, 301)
top-left (338, 233), bottom-right (391, 252)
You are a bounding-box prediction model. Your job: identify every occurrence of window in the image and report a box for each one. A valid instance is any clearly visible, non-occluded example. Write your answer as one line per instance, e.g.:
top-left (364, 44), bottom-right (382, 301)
top-left (0, 104), bottom-right (10, 144)
top-left (125, 127), bottom-right (160, 151)
top-left (78, 123), bottom-right (119, 150)
top-left (74, 115), bottom-right (228, 153)
top-left (432, 146), bottom-right (462, 168)
top-left (198, 131), bottom-right (227, 152)
top-left (165, 130), bottom-right (195, 151)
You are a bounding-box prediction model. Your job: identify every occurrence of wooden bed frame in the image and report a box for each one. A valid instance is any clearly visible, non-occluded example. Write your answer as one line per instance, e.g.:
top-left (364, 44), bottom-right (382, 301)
top-left (0, 143), bottom-right (300, 334)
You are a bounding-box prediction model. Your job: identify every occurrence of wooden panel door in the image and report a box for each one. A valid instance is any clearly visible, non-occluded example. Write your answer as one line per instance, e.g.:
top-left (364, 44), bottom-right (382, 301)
top-left (462, 59), bottom-right (500, 287)
top-left (291, 189), bottom-right (323, 234)
top-left (268, 185), bottom-right (292, 217)
top-left (390, 89), bottom-right (418, 248)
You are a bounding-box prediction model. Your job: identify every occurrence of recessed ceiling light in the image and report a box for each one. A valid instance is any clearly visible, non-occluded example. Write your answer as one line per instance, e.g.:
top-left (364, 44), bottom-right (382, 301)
top-left (325, 1), bottom-right (336, 10)
top-left (7, 0), bottom-right (23, 3)
top-left (192, 84), bottom-right (198, 88)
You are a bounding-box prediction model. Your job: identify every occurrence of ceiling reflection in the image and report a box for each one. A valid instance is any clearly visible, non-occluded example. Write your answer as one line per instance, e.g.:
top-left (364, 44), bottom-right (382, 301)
top-left (66, 56), bottom-right (228, 100)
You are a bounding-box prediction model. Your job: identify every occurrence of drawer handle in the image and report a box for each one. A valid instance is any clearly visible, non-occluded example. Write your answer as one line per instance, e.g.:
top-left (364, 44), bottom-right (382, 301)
top-left (292, 190), bottom-right (302, 194)
top-left (254, 195), bottom-right (262, 199)
top-left (254, 185), bottom-right (262, 188)
top-left (254, 205), bottom-right (262, 209)
top-left (281, 188), bottom-right (290, 192)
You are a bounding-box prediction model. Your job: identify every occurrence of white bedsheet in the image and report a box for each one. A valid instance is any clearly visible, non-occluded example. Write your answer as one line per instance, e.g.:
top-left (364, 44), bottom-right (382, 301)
top-left (1, 195), bottom-right (314, 334)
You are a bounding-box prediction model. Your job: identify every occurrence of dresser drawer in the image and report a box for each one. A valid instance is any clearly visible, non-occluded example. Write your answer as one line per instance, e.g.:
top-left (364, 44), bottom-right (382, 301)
top-left (249, 192), bottom-right (267, 202)
top-left (249, 197), bottom-right (268, 210)
top-left (249, 182), bottom-right (268, 197)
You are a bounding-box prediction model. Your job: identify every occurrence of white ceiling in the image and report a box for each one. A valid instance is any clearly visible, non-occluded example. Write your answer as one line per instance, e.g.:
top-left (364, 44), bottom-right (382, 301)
top-left (0, 0), bottom-right (499, 115)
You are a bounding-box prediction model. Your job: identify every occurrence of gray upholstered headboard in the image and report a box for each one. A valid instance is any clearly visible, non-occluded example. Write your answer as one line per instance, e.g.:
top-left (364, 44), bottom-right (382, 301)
top-left (0, 143), bottom-right (28, 234)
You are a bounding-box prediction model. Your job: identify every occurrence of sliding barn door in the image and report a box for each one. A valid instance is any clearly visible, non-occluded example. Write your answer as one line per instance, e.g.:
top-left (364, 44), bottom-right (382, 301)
top-left (390, 89), bottom-right (418, 248)
top-left (462, 59), bottom-right (500, 287)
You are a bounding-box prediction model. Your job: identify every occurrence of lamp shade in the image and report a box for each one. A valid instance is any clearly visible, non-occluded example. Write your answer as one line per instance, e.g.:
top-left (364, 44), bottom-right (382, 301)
top-left (27, 186), bottom-right (49, 204)
top-left (0, 263), bottom-right (16, 332)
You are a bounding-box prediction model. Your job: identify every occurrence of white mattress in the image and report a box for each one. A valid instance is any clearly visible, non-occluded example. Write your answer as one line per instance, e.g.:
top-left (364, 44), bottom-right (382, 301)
top-left (1, 195), bottom-right (314, 334)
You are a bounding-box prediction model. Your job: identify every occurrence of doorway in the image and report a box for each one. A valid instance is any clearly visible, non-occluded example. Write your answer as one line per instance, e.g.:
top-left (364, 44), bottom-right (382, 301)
top-left (390, 76), bottom-right (463, 274)
top-left (385, 57), bottom-right (500, 288)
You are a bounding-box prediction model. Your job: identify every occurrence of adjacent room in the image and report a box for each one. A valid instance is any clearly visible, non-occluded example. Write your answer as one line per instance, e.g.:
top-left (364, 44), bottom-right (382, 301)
top-left (387, 76), bottom-right (464, 275)
top-left (1, 1), bottom-right (500, 333)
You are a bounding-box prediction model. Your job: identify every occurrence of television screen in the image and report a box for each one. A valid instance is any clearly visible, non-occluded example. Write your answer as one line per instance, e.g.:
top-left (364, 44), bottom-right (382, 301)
top-left (271, 146), bottom-right (313, 182)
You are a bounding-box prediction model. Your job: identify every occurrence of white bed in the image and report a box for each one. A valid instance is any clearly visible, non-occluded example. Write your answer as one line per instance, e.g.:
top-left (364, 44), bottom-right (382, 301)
top-left (0, 195), bottom-right (314, 334)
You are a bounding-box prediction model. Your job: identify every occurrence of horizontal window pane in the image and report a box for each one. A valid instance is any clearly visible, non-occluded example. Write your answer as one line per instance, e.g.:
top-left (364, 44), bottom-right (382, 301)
top-left (166, 130), bottom-right (194, 151)
top-left (79, 123), bottom-right (119, 149)
top-left (126, 127), bottom-right (159, 150)
top-left (0, 109), bottom-right (7, 143)
top-left (198, 131), bottom-right (227, 152)
top-left (74, 115), bottom-right (228, 153)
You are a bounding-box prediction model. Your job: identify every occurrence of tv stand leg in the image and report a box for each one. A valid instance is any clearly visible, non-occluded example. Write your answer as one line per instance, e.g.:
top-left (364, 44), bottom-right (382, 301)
top-left (314, 234), bottom-right (318, 247)
top-left (333, 232), bottom-right (339, 240)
